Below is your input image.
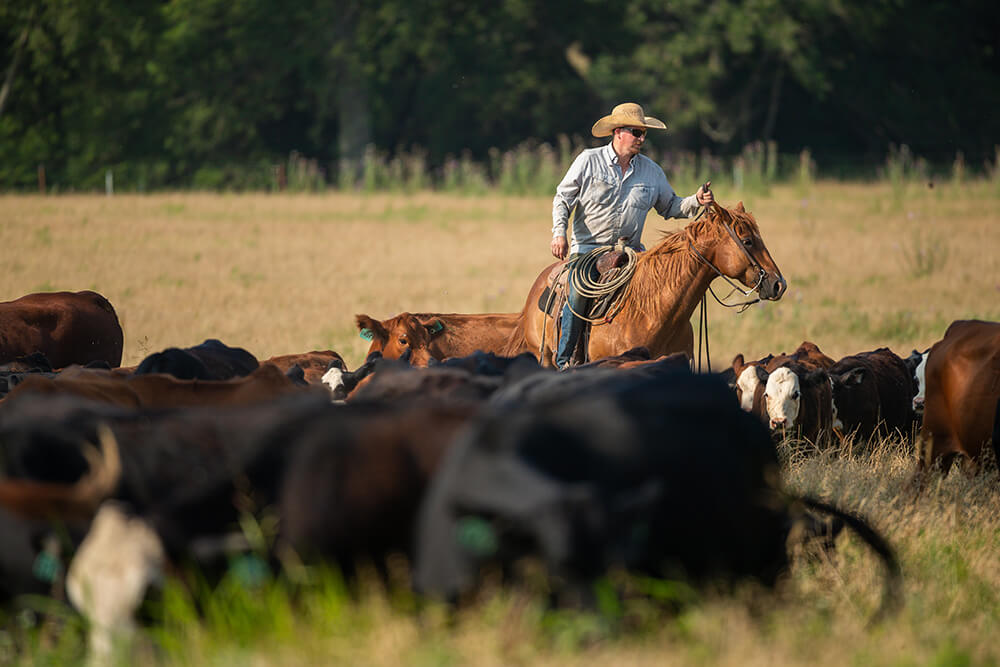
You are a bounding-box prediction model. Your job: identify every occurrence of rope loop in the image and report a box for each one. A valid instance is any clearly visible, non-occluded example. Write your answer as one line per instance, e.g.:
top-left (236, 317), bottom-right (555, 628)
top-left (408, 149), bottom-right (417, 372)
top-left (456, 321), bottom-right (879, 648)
top-left (565, 245), bottom-right (638, 324)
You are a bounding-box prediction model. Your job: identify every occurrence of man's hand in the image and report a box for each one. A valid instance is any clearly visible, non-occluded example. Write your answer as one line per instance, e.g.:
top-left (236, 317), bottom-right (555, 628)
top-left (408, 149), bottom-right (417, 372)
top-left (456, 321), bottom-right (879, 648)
top-left (696, 180), bottom-right (714, 206)
top-left (551, 236), bottom-right (568, 260)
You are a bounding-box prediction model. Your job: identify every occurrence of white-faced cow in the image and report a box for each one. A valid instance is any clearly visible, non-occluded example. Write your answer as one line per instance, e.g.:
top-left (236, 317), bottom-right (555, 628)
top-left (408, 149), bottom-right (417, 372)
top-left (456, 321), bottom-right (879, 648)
top-left (763, 361), bottom-right (834, 443)
top-left (736, 341), bottom-right (835, 426)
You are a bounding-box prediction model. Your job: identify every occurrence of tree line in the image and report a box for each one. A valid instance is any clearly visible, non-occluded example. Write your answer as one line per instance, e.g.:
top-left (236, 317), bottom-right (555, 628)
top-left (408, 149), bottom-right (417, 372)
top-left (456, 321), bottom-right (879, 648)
top-left (1, 0), bottom-right (997, 191)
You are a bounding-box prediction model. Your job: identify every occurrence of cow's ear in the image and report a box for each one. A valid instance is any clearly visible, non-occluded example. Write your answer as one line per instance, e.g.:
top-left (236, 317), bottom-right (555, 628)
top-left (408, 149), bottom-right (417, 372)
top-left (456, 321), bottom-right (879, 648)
top-left (355, 314), bottom-right (388, 343)
top-left (719, 367), bottom-right (737, 389)
top-left (755, 365), bottom-right (769, 384)
top-left (731, 353), bottom-right (745, 370)
top-left (423, 319), bottom-right (445, 337)
top-left (835, 367), bottom-right (866, 386)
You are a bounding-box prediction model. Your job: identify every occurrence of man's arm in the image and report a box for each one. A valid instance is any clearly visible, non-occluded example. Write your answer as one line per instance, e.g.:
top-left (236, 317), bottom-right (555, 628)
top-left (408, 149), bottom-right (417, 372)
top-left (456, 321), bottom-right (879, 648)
top-left (551, 153), bottom-right (587, 259)
top-left (655, 177), bottom-right (714, 219)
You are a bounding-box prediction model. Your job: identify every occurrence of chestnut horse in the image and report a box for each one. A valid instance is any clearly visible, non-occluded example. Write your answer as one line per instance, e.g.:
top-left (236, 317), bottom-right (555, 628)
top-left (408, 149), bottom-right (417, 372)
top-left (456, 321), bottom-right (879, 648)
top-left (505, 202), bottom-right (786, 366)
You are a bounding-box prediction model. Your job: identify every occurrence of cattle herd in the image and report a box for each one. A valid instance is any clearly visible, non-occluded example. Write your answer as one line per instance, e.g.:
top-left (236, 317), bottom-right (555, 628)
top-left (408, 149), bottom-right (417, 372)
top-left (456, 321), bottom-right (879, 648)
top-left (0, 289), bottom-right (996, 659)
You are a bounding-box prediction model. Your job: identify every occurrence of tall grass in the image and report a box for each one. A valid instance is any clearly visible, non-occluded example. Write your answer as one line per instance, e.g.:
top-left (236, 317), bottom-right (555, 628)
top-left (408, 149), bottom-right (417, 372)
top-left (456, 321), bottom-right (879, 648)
top-left (6, 440), bottom-right (998, 666)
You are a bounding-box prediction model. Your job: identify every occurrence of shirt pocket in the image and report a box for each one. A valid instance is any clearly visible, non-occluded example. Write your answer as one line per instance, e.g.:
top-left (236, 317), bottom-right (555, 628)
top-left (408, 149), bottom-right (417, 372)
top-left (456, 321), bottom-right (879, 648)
top-left (584, 177), bottom-right (616, 206)
top-left (625, 184), bottom-right (654, 211)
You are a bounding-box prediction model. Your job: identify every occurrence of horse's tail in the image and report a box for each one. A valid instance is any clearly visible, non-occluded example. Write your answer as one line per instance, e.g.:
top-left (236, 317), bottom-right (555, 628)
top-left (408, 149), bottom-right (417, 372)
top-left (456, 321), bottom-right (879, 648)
top-left (500, 312), bottom-right (532, 359)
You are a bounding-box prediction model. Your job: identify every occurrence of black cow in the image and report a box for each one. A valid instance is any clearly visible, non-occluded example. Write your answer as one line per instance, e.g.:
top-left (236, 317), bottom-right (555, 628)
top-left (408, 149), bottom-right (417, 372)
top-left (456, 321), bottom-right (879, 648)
top-left (414, 370), bottom-right (901, 618)
top-left (133, 339), bottom-right (259, 380)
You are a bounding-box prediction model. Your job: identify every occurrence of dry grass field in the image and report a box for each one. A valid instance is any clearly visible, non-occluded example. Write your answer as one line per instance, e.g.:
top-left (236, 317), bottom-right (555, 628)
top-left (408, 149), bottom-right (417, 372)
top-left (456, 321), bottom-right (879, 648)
top-left (3, 180), bottom-right (998, 369)
top-left (1, 181), bottom-right (999, 664)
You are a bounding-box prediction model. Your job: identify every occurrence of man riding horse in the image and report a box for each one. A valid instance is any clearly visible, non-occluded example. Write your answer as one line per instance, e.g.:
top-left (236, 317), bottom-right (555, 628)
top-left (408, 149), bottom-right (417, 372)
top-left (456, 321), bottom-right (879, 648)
top-left (550, 102), bottom-right (714, 369)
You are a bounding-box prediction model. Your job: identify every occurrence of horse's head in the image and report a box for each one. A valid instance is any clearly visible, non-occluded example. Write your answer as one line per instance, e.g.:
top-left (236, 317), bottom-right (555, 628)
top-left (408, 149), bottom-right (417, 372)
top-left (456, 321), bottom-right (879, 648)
top-left (704, 202), bottom-right (786, 301)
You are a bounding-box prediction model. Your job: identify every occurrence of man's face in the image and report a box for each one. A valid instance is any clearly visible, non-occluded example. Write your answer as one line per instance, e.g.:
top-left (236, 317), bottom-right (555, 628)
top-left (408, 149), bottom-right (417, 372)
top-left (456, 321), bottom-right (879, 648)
top-left (614, 126), bottom-right (646, 158)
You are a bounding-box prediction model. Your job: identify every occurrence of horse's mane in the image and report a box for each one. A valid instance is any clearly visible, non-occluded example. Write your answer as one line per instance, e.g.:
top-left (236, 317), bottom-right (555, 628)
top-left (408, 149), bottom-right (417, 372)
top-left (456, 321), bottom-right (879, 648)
top-left (626, 204), bottom-right (761, 313)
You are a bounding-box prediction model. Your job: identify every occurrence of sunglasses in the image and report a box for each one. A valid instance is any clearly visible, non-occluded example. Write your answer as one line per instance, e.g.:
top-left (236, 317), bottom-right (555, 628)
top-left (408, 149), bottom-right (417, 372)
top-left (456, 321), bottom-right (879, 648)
top-left (619, 127), bottom-right (646, 138)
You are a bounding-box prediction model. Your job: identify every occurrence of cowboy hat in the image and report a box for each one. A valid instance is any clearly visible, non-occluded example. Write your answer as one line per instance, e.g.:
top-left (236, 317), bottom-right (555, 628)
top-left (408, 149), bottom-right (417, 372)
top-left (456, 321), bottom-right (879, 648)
top-left (591, 102), bottom-right (667, 138)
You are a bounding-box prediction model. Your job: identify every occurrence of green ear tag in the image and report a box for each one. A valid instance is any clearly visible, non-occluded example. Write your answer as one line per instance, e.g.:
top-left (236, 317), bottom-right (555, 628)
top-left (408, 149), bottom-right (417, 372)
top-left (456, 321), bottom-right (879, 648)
top-left (359, 328), bottom-right (374, 341)
top-left (229, 554), bottom-right (270, 588)
top-left (32, 552), bottom-right (61, 584)
top-left (456, 516), bottom-right (498, 557)
top-left (429, 320), bottom-right (444, 334)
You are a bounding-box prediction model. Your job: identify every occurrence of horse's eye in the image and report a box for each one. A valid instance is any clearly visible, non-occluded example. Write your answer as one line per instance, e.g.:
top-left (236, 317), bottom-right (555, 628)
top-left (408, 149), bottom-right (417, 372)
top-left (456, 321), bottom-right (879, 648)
top-left (398, 337), bottom-right (408, 346)
top-left (742, 237), bottom-right (754, 247)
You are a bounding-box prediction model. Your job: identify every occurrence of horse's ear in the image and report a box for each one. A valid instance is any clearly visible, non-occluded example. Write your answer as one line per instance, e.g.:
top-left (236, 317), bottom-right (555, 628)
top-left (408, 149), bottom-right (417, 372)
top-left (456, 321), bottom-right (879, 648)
top-left (735, 201), bottom-right (746, 213)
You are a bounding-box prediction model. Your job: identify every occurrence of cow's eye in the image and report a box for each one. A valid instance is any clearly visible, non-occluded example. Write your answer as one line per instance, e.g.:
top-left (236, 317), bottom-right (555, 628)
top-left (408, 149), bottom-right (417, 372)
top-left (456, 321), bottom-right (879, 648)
top-left (398, 337), bottom-right (408, 346)
top-left (791, 391), bottom-right (800, 399)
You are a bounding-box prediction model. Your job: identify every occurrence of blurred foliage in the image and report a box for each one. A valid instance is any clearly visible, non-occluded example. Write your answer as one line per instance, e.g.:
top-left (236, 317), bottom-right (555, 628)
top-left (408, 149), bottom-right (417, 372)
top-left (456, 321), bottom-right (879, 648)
top-left (0, 0), bottom-right (998, 190)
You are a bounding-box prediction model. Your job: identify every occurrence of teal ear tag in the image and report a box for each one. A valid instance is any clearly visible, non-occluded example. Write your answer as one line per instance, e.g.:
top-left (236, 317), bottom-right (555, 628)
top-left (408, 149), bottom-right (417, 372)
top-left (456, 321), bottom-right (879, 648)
top-left (32, 552), bottom-right (62, 584)
top-left (229, 554), bottom-right (270, 588)
top-left (429, 320), bottom-right (444, 334)
top-left (359, 328), bottom-right (374, 341)
top-left (456, 516), bottom-right (498, 557)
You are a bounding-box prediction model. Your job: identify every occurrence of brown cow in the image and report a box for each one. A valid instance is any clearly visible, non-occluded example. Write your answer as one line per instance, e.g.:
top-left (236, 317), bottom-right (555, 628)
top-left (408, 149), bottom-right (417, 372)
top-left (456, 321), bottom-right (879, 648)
top-left (262, 350), bottom-right (346, 384)
top-left (2, 363), bottom-right (323, 409)
top-left (920, 320), bottom-right (1000, 471)
top-left (828, 348), bottom-right (916, 442)
top-left (355, 312), bottom-right (521, 366)
top-left (0, 291), bottom-right (124, 368)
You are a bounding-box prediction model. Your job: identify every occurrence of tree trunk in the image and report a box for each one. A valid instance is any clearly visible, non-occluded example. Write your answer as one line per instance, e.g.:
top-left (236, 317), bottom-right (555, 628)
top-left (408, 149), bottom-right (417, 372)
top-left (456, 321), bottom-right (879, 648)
top-left (0, 7), bottom-right (37, 118)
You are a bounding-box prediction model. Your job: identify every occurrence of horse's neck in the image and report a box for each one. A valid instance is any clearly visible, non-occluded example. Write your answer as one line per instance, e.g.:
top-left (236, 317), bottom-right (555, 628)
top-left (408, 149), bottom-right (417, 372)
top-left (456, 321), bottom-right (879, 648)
top-left (632, 243), bottom-right (716, 333)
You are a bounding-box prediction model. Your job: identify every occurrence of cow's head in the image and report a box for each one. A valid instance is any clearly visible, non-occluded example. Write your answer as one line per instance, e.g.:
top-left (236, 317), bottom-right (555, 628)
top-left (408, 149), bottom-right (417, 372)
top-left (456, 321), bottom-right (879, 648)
top-left (907, 349), bottom-right (929, 414)
top-left (355, 313), bottom-right (446, 366)
top-left (829, 366), bottom-right (868, 431)
top-left (764, 365), bottom-right (830, 434)
top-left (730, 354), bottom-right (771, 415)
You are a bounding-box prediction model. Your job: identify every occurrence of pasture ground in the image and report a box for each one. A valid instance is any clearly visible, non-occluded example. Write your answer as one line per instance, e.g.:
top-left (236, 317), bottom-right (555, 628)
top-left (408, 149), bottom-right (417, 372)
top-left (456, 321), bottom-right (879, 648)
top-left (1, 182), bottom-right (998, 664)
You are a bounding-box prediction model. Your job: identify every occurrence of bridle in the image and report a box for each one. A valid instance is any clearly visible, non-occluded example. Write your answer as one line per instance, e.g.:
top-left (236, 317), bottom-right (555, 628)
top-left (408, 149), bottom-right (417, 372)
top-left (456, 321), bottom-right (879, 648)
top-left (686, 201), bottom-right (768, 312)
top-left (686, 200), bottom-right (771, 374)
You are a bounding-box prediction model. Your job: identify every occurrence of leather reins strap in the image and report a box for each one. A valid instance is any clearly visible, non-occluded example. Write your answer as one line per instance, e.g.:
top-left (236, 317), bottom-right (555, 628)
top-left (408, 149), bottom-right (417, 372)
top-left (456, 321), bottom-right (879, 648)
top-left (707, 201), bottom-right (767, 275)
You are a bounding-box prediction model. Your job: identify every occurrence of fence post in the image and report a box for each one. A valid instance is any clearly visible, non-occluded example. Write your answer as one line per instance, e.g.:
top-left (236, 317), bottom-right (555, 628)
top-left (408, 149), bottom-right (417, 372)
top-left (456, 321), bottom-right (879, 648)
top-left (38, 164), bottom-right (45, 194)
top-left (105, 169), bottom-right (114, 196)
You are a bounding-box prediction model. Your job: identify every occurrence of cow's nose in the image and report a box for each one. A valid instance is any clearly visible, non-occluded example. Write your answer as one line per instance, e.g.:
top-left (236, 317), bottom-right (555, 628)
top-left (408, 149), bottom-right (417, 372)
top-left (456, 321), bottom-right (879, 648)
top-left (770, 418), bottom-right (786, 430)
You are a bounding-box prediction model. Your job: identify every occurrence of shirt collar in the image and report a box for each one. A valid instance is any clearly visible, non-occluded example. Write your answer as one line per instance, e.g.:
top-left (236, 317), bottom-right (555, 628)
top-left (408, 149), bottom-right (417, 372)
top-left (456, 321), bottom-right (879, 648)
top-left (603, 142), bottom-right (619, 166)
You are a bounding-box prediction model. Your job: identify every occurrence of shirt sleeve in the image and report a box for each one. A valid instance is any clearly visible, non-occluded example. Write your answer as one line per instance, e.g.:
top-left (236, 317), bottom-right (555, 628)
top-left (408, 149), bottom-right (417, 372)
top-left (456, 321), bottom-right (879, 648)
top-left (653, 169), bottom-right (700, 220)
top-left (552, 152), bottom-right (587, 238)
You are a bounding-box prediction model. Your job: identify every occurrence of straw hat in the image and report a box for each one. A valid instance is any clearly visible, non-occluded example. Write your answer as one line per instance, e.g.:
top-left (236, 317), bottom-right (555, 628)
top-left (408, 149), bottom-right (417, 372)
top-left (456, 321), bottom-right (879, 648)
top-left (591, 102), bottom-right (667, 138)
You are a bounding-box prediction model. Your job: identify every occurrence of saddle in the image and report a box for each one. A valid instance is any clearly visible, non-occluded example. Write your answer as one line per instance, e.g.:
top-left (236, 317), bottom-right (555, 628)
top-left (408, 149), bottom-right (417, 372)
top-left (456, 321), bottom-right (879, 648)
top-left (537, 248), bottom-right (629, 317)
top-left (536, 244), bottom-right (633, 367)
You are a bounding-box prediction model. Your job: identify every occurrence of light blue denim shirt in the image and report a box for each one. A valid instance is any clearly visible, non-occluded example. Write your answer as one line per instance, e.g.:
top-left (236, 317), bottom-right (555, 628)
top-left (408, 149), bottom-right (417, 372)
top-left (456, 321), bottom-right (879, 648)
top-left (552, 142), bottom-right (699, 255)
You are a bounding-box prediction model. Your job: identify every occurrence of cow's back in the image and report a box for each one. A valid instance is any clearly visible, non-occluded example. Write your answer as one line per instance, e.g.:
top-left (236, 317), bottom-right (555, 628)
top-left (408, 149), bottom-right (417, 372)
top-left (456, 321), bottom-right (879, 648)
top-left (923, 320), bottom-right (1000, 463)
top-left (0, 291), bottom-right (123, 368)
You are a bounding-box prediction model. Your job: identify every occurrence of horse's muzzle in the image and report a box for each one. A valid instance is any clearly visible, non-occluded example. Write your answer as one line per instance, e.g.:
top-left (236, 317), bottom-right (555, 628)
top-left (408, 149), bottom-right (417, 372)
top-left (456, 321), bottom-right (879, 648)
top-left (760, 274), bottom-right (787, 301)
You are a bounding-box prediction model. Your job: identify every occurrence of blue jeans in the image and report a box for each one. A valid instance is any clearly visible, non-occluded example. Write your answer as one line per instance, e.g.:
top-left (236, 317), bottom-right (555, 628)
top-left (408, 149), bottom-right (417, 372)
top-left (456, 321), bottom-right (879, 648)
top-left (555, 262), bottom-right (595, 369)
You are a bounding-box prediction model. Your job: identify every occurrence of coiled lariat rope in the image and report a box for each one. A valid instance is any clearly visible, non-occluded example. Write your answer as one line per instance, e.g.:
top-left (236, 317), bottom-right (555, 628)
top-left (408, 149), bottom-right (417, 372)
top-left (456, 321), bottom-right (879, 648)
top-left (564, 245), bottom-right (638, 324)
top-left (538, 244), bottom-right (639, 363)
